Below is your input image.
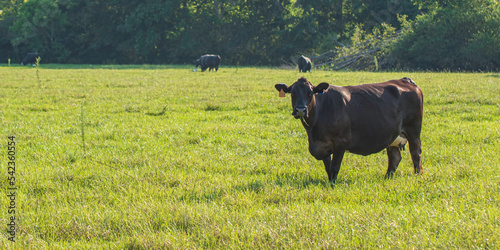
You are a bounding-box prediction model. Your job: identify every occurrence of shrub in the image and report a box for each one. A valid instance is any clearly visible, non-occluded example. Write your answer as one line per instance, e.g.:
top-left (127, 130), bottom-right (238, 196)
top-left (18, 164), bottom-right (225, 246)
top-left (389, 0), bottom-right (500, 71)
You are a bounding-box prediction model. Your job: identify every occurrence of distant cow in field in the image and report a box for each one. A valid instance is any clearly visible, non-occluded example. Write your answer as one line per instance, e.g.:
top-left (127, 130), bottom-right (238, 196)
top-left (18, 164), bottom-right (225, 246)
top-left (195, 54), bottom-right (221, 72)
top-left (298, 55), bottom-right (312, 72)
top-left (275, 77), bottom-right (423, 185)
top-left (21, 52), bottom-right (40, 66)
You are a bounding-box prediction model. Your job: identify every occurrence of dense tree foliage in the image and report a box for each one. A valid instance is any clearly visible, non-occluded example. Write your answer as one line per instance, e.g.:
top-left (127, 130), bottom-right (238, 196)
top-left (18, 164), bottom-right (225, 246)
top-left (390, 0), bottom-right (500, 71)
top-left (0, 0), bottom-right (23, 60)
top-left (0, 0), bottom-right (498, 70)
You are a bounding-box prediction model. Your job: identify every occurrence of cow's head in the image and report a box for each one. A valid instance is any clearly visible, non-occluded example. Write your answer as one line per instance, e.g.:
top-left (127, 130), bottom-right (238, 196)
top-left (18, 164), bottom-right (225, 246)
top-left (275, 77), bottom-right (329, 119)
top-left (194, 59), bottom-right (200, 67)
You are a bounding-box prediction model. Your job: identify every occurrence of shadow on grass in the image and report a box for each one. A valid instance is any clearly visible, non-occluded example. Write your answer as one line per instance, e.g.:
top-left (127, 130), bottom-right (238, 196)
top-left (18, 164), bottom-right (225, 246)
top-left (240, 173), bottom-right (362, 191)
top-left (145, 106), bottom-right (167, 116)
top-left (273, 173), bottom-right (329, 188)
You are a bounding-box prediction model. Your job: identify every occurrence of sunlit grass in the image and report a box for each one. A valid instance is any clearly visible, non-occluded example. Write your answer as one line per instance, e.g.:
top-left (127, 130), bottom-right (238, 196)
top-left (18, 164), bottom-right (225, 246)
top-left (0, 65), bottom-right (499, 248)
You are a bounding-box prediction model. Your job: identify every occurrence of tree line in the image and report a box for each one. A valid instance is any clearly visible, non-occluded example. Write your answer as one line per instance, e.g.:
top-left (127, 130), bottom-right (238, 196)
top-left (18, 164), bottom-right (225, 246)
top-left (1, 0), bottom-right (498, 71)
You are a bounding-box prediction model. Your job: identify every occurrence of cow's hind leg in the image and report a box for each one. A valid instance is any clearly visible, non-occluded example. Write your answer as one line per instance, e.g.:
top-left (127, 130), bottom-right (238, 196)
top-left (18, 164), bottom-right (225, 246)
top-left (404, 124), bottom-right (423, 175)
top-left (386, 146), bottom-right (402, 178)
top-left (408, 137), bottom-right (422, 174)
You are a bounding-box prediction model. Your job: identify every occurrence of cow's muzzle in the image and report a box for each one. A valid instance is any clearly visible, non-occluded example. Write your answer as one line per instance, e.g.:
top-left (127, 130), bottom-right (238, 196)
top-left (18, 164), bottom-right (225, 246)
top-left (293, 107), bottom-right (307, 118)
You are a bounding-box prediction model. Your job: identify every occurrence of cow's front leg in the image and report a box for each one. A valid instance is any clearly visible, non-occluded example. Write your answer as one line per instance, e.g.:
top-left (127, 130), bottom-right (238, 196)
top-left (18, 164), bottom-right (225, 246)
top-left (323, 150), bottom-right (345, 186)
top-left (322, 156), bottom-right (332, 183)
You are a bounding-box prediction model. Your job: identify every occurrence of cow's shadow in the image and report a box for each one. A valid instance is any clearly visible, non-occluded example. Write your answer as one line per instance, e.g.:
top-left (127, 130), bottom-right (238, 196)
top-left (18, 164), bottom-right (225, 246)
top-left (272, 172), bottom-right (332, 188)
top-left (272, 172), bottom-right (387, 189)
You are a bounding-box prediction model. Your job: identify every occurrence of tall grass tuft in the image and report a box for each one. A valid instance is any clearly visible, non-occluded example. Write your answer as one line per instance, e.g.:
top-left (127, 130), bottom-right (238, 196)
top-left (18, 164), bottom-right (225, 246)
top-left (35, 56), bottom-right (42, 88)
top-left (80, 100), bottom-right (87, 158)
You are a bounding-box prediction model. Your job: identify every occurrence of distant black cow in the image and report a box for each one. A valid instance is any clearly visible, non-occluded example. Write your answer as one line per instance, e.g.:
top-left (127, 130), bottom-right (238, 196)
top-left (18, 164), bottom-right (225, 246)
top-left (195, 54), bottom-right (221, 72)
top-left (275, 77), bottom-right (423, 185)
top-left (21, 52), bottom-right (40, 66)
top-left (298, 55), bottom-right (312, 72)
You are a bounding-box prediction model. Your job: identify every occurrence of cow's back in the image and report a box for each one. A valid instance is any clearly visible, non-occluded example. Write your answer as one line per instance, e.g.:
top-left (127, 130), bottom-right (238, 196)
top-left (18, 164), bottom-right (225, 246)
top-left (21, 52), bottom-right (39, 65)
top-left (317, 79), bottom-right (422, 155)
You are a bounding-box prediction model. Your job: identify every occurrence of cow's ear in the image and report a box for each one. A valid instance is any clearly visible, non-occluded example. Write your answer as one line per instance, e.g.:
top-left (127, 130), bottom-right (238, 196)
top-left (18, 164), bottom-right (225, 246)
top-left (313, 82), bottom-right (329, 93)
top-left (275, 83), bottom-right (291, 93)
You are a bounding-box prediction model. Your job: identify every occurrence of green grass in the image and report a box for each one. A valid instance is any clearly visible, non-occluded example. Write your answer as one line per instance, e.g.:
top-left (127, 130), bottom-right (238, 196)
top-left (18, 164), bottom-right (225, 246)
top-left (1, 64), bottom-right (499, 248)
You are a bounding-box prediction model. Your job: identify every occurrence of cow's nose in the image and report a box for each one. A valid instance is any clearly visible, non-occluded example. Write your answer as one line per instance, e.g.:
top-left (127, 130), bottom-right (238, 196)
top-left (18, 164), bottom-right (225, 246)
top-left (295, 107), bottom-right (306, 117)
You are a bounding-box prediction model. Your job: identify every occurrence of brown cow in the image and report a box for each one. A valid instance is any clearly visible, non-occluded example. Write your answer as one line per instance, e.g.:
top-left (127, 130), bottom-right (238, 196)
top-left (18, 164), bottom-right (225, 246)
top-left (275, 77), bottom-right (423, 185)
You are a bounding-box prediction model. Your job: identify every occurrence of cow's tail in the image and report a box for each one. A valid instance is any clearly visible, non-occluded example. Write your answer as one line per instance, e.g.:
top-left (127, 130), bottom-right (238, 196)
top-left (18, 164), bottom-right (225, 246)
top-left (403, 77), bottom-right (423, 111)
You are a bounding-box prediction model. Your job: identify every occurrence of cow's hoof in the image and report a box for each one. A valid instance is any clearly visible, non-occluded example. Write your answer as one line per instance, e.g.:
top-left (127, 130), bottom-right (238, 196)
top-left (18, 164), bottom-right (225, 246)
top-left (385, 172), bottom-right (395, 179)
top-left (329, 179), bottom-right (337, 188)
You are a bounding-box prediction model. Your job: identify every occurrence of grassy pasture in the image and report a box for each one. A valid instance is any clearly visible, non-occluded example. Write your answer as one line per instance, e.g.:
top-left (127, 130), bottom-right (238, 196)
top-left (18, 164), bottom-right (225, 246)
top-left (0, 65), bottom-right (499, 249)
